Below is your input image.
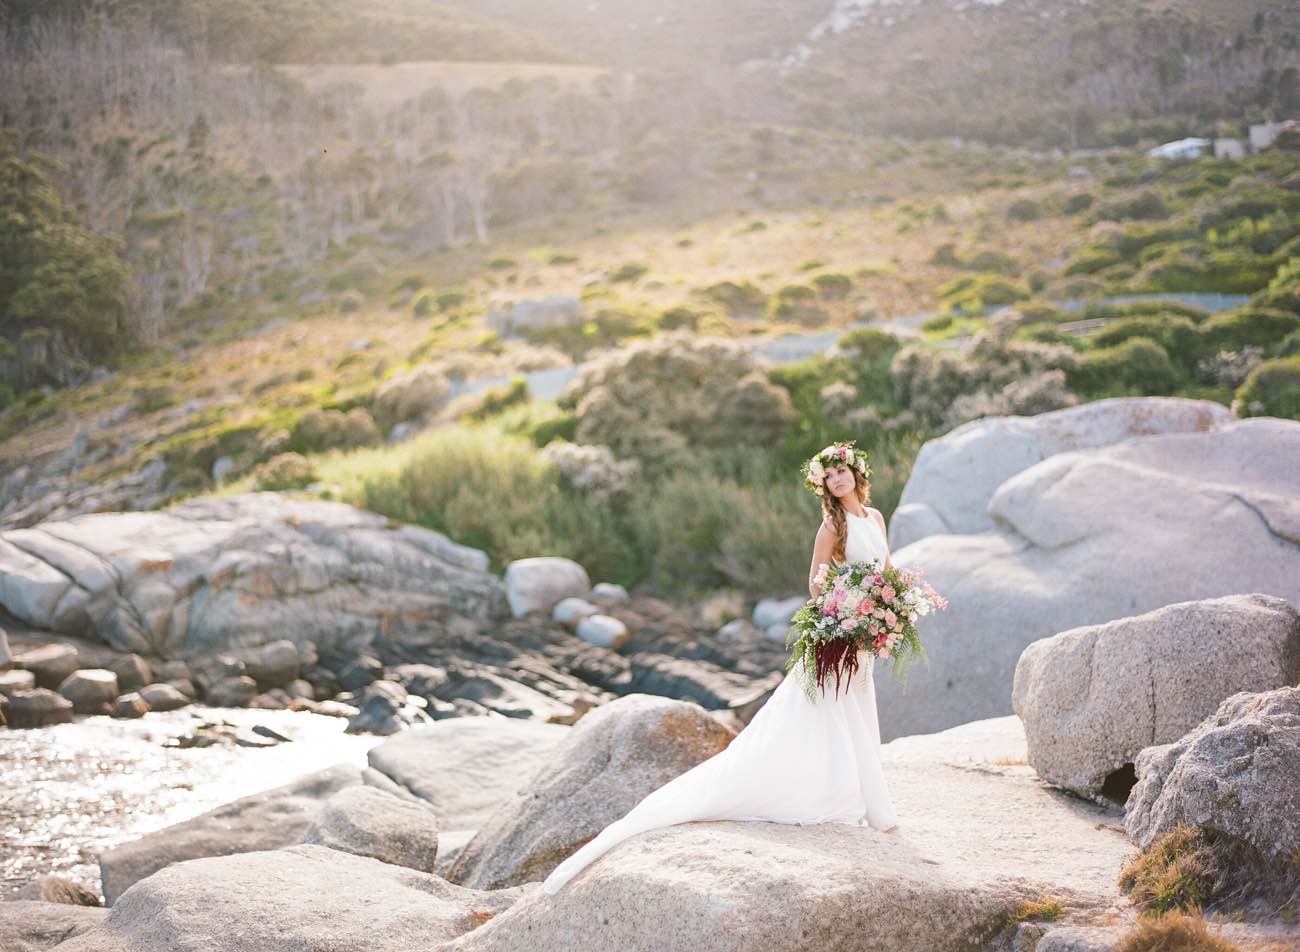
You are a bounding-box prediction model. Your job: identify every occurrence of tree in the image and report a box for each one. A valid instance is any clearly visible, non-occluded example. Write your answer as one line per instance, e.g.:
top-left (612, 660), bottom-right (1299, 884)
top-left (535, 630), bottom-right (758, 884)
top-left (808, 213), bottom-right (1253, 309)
top-left (0, 131), bottom-right (132, 387)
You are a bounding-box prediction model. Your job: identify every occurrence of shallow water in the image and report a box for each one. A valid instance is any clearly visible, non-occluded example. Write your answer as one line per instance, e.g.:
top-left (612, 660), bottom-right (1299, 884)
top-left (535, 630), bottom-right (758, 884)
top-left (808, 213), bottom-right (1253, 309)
top-left (0, 707), bottom-right (381, 900)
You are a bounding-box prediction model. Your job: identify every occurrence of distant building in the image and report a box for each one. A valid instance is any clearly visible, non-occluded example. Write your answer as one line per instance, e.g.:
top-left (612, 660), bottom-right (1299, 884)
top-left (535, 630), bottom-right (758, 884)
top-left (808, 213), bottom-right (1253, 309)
top-left (1249, 120), bottom-right (1297, 152)
top-left (1147, 137), bottom-right (1211, 160)
top-left (1214, 137), bottom-right (1247, 160)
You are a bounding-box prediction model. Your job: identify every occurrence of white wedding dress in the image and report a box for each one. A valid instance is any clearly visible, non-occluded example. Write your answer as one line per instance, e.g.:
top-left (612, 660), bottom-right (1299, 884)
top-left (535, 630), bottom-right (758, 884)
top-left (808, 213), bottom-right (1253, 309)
top-left (542, 509), bottom-right (900, 894)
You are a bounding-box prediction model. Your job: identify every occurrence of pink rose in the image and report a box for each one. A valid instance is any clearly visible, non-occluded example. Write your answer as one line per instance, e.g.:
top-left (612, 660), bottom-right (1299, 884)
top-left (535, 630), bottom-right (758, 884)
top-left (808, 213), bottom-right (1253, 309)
top-left (885, 609), bottom-right (897, 627)
top-left (882, 586), bottom-right (896, 604)
top-left (878, 646), bottom-right (891, 659)
top-left (839, 447), bottom-right (848, 459)
top-left (841, 617), bottom-right (858, 631)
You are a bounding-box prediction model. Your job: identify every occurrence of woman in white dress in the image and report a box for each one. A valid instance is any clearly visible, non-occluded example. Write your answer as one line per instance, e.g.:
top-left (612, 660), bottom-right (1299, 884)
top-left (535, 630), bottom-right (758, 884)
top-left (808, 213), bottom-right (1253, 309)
top-left (542, 442), bottom-right (900, 894)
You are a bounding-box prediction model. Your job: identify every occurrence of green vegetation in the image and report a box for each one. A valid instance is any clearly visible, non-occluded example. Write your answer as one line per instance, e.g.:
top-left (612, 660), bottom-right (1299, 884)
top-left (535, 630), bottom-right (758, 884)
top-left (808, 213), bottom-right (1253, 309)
top-left (0, 133), bottom-right (132, 400)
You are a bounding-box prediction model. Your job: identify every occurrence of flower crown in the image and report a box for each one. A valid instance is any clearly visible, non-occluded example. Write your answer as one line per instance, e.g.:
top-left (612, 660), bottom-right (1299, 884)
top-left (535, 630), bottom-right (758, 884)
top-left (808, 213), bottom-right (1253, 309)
top-left (802, 440), bottom-right (871, 497)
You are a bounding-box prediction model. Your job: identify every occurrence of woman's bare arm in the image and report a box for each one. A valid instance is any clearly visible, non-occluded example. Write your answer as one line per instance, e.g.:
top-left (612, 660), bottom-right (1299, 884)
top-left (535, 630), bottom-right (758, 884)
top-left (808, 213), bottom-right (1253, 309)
top-left (808, 519), bottom-right (835, 598)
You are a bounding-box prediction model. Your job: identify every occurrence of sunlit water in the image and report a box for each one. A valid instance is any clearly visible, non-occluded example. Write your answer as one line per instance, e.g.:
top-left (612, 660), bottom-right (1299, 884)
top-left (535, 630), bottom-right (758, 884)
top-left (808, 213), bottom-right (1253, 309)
top-left (0, 707), bottom-right (381, 900)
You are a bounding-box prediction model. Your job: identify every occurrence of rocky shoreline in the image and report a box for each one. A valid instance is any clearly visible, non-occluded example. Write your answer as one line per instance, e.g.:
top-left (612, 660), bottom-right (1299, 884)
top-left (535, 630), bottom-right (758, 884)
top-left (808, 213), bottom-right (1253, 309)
top-left (2, 397), bottom-right (1298, 950)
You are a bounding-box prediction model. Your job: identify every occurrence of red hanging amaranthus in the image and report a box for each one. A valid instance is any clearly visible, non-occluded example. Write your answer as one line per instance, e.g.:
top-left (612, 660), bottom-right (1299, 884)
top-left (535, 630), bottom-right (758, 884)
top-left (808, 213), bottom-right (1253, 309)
top-left (813, 638), bottom-right (860, 699)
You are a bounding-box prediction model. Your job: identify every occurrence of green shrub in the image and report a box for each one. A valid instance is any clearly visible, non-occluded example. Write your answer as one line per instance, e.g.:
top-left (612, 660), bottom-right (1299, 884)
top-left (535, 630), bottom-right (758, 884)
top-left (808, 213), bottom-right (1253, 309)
top-left (1064, 193), bottom-right (1095, 215)
top-left (290, 407), bottom-right (382, 453)
top-left (338, 290), bottom-right (364, 313)
top-left (939, 273), bottom-right (1031, 313)
top-left (609, 261), bottom-right (649, 283)
top-left (1065, 245), bottom-right (1124, 276)
top-left (922, 313), bottom-right (955, 333)
top-left (659, 306), bottom-right (702, 330)
top-left (1095, 189), bottom-right (1169, 222)
top-left (1006, 198), bottom-right (1042, 222)
top-left (411, 289), bottom-right (436, 317)
top-left (1235, 355), bottom-right (1300, 419)
top-left (1092, 314), bottom-right (1202, 369)
top-left (254, 452), bottom-right (317, 490)
top-left (460, 377), bottom-right (528, 422)
top-left (967, 249), bottom-right (1021, 276)
top-left (812, 273), bottom-right (853, 299)
top-left (487, 256), bottom-right (516, 270)
top-left (929, 243), bottom-right (963, 268)
top-left (699, 280), bottom-right (767, 316)
top-left (1199, 308), bottom-right (1300, 352)
top-left (1070, 337), bottom-right (1182, 396)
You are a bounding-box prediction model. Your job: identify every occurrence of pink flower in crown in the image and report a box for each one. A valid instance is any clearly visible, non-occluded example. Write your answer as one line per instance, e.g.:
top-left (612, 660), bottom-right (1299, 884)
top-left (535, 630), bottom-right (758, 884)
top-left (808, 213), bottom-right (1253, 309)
top-left (857, 599), bottom-right (874, 615)
top-left (881, 585), bottom-right (896, 604)
top-left (884, 609), bottom-right (897, 627)
top-left (841, 616), bottom-right (858, 631)
top-left (873, 573), bottom-right (884, 585)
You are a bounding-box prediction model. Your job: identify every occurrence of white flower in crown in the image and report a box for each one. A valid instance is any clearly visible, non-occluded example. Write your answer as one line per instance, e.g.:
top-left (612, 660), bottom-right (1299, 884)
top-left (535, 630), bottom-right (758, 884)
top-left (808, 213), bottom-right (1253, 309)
top-left (801, 439), bottom-right (872, 497)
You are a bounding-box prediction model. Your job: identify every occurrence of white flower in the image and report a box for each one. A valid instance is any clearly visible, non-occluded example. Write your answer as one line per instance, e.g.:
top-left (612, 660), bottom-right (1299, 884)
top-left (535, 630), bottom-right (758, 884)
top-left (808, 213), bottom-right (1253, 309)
top-left (808, 459), bottom-right (825, 481)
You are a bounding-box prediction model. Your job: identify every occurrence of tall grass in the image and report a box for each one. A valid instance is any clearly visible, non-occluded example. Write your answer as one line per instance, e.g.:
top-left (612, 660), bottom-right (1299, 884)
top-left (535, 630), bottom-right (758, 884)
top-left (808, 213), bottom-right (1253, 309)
top-left (314, 423), bottom-right (831, 599)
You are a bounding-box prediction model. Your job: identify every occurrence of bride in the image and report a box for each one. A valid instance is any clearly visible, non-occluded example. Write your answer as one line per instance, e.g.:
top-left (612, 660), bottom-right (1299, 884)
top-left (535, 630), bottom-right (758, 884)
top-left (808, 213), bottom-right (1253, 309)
top-left (542, 441), bottom-right (901, 895)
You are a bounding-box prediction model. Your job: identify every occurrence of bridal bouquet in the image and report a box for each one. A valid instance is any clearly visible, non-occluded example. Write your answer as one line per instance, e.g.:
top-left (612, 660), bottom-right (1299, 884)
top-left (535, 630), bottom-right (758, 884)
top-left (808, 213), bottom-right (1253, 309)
top-left (786, 558), bottom-right (949, 701)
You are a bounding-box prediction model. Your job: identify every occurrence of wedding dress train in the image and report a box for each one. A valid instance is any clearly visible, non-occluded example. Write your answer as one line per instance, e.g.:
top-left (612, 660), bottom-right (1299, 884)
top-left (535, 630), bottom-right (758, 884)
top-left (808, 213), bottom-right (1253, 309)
top-left (542, 510), bottom-right (900, 894)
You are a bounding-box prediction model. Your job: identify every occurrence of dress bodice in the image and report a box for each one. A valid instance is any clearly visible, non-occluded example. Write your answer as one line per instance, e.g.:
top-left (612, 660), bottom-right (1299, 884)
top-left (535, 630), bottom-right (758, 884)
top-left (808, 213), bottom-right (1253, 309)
top-left (844, 511), bottom-right (889, 568)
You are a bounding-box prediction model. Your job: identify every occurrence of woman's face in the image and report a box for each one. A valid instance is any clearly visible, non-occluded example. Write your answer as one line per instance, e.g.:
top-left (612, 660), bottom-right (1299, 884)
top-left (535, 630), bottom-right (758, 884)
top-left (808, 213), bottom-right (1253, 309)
top-left (824, 463), bottom-right (856, 499)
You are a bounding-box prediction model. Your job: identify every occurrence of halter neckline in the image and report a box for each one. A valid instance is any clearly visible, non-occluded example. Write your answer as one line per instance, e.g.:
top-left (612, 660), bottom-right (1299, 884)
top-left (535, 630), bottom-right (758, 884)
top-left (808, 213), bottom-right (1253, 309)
top-left (846, 509), bottom-right (871, 520)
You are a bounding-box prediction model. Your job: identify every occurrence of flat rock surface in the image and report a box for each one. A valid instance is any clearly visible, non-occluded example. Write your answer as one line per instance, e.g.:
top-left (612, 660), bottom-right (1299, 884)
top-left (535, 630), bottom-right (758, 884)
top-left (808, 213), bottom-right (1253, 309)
top-left (446, 716), bottom-right (1136, 952)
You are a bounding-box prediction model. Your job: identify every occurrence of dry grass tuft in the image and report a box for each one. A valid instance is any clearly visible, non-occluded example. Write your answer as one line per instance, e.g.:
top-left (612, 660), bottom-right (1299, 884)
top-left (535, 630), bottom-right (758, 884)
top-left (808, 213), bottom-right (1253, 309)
top-left (1010, 894), bottom-right (1065, 922)
top-left (1115, 909), bottom-right (1247, 952)
top-left (1119, 823), bottom-right (1221, 916)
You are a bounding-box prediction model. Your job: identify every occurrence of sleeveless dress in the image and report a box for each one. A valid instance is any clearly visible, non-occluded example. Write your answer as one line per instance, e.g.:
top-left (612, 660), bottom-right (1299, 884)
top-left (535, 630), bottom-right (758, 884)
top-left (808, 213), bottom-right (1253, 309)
top-left (542, 510), bottom-right (900, 894)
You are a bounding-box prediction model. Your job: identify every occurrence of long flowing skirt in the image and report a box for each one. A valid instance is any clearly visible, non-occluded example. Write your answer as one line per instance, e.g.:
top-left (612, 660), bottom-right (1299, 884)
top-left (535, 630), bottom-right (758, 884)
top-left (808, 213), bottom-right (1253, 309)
top-left (541, 650), bottom-right (899, 894)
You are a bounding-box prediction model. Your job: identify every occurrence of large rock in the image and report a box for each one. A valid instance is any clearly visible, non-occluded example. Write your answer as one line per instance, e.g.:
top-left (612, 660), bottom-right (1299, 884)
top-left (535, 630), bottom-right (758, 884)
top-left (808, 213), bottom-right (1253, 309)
top-left (299, 784), bottom-right (439, 872)
top-left (368, 718), bottom-right (570, 831)
top-left (15, 643), bottom-right (80, 689)
top-left (1013, 594), bottom-right (1300, 795)
top-left (58, 669), bottom-right (120, 715)
top-left (893, 396), bottom-right (1231, 546)
top-left (446, 694), bottom-right (735, 890)
top-left (2, 687), bottom-right (74, 728)
top-left (0, 668), bottom-right (36, 693)
top-left (137, 682), bottom-right (189, 712)
top-left (234, 639), bottom-right (300, 689)
top-left (61, 845), bottom-right (525, 952)
top-left (1125, 686), bottom-right (1300, 868)
top-left (881, 415), bottom-right (1300, 740)
top-left (98, 763), bottom-right (363, 904)
top-left (0, 493), bottom-right (503, 658)
top-left (445, 716), bottom-right (1134, 952)
top-left (0, 624), bottom-right (11, 668)
top-left (503, 556), bottom-right (590, 617)
top-left (0, 900), bottom-right (106, 951)
top-left (487, 294), bottom-right (584, 338)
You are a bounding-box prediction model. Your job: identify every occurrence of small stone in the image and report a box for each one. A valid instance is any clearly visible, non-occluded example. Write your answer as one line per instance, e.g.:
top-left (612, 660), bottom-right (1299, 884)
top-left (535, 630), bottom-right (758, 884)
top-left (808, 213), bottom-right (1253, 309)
top-left (206, 675), bottom-right (258, 708)
top-left (591, 582), bottom-right (630, 605)
top-left (286, 679), bottom-right (315, 700)
top-left (170, 678), bottom-right (198, 699)
top-left (113, 693), bottom-right (151, 718)
top-left (39, 873), bottom-right (101, 906)
top-left (250, 692), bottom-right (288, 710)
top-left (189, 654), bottom-right (246, 694)
top-left (576, 613), bottom-right (630, 650)
top-left (339, 656), bottom-right (383, 693)
top-left (553, 597), bottom-right (600, 628)
top-left (138, 683), bottom-right (190, 712)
